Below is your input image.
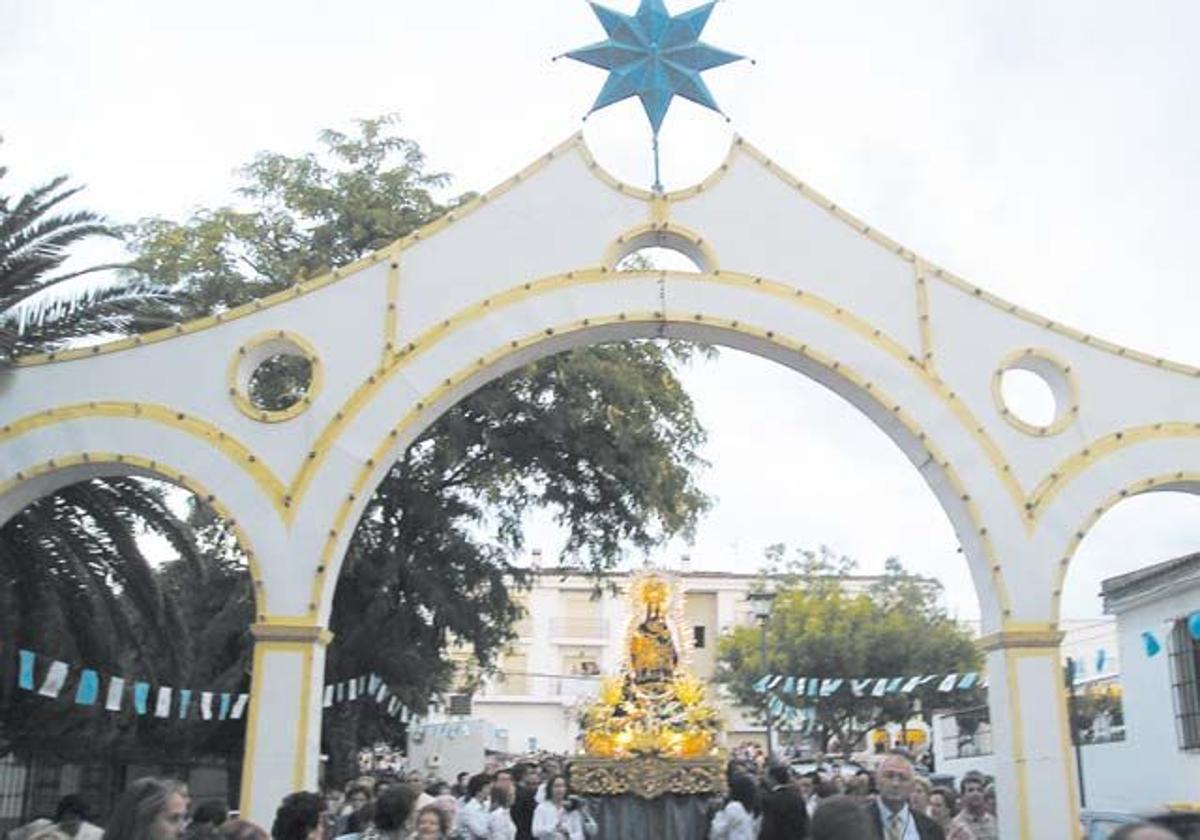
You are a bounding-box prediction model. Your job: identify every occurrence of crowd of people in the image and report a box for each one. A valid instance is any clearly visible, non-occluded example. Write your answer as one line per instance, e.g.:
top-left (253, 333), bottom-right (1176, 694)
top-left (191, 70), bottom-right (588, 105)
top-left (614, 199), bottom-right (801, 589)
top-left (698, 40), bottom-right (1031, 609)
top-left (4, 751), bottom-right (1187, 839)
top-left (714, 751), bottom-right (998, 840)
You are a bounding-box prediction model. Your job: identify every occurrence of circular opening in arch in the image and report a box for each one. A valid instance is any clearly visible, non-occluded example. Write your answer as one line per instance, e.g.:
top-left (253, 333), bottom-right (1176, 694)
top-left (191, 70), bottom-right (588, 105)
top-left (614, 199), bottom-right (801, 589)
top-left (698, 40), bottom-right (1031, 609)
top-left (580, 103), bottom-right (737, 194)
top-left (999, 368), bottom-right (1056, 429)
top-left (228, 331), bottom-right (322, 423)
top-left (248, 353), bottom-right (314, 412)
top-left (993, 349), bottom-right (1078, 436)
top-left (617, 246), bottom-right (704, 273)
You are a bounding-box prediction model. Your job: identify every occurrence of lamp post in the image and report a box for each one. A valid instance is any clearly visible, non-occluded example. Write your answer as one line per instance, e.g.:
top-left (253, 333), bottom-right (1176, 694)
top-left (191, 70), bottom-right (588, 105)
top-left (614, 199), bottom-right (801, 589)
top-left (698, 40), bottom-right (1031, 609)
top-left (748, 590), bottom-right (777, 757)
top-left (1064, 657), bottom-right (1087, 807)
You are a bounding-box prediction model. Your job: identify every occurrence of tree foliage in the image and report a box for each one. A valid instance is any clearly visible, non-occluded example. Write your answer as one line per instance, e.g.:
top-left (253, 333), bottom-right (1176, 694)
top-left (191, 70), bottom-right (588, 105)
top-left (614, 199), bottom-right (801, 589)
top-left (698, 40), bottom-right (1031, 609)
top-left (119, 115), bottom-right (711, 780)
top-left (0, 480), bottom-right (251, 762)
top-left (716, 545), bottom-right (982, 755)
top-left (0, 147), bottom-right (170, 357)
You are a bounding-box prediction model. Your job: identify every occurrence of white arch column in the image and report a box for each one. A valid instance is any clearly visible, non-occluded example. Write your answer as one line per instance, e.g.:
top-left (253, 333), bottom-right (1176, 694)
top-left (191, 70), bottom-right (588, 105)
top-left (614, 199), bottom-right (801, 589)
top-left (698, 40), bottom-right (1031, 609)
top-left (239, 622), bottom-right (331, 827)
top-left (980, 626), bottom-right (1080, 840)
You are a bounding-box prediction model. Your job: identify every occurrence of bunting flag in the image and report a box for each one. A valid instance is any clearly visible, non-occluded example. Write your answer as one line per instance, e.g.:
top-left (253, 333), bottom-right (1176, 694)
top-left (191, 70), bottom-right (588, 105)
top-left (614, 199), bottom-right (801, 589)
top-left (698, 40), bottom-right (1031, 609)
top-left (1188, 611), bottom-right (1200, 642)
top-left (155, 687), bottom-right (172, 718)
top-left (754, 670), bottom-right (987, 700)
top-left (850, 678), bottom-right (873, 698)
top-left (38, 661), bottom-right (69, 698)
top-left (6, 646), bottom-right (410, 726)
top-left (231, 694), bottom-right (249, 720)
top-left (18, 650), bottom-right (36, 691)
top-left (105, 678), bottom-right (125, 712)
top-left (1095, 649), bottom-right (1107, 673)
top-left (75, 669), bottom-right (99, 706)
top-left (1142, 631), bottom-right (1162, 658)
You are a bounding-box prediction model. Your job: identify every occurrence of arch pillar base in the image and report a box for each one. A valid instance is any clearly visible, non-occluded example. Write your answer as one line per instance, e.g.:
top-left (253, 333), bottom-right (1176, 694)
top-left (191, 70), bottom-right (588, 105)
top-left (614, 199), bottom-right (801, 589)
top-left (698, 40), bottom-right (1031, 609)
top-left (239, 621), bottom-right (332, 828)
top-left (980, 625), bottom-right (1081, 840)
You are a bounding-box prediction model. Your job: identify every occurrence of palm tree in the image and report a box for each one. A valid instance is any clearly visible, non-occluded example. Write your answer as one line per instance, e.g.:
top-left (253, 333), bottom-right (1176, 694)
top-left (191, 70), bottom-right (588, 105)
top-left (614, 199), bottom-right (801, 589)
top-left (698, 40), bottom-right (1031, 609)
top-left (0, 159), bottom-right (171, 359)
top-left (0, 477), bottom-right (253, 760)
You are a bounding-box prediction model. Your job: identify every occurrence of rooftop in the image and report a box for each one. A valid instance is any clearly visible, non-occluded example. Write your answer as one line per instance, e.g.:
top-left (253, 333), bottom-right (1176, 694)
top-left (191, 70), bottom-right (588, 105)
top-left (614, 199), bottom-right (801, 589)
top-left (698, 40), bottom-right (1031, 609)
top-left (1101, 551), bottom-right (1200, 608)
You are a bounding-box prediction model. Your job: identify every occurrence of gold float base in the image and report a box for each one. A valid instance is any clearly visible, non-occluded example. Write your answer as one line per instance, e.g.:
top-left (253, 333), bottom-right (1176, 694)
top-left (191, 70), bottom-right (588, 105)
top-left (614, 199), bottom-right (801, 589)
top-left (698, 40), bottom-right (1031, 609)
top-left (568, 755), bottom-right (727, 799)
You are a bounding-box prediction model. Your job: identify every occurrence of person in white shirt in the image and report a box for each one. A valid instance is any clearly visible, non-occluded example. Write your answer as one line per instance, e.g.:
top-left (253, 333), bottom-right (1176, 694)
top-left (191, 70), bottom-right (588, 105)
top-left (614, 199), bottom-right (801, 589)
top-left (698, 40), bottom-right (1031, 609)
top-left (709, 773), bottom-right (759, 840)
top-left (486, 785), bottom-right (516, 840)
top-left (458, 775), bottom-right (493, 840)
top-left (530, 775), bottom-right (595, 840)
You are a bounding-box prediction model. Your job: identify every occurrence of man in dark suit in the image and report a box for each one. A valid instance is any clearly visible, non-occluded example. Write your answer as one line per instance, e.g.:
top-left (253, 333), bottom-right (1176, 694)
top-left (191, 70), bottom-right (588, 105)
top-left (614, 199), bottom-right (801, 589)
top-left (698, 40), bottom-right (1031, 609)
top-left (759, 761), bottom-right (809, 840)
top-left (862, 752), bottom-right (945, 840)
top-left (511, 764), bottom-right (541, 840)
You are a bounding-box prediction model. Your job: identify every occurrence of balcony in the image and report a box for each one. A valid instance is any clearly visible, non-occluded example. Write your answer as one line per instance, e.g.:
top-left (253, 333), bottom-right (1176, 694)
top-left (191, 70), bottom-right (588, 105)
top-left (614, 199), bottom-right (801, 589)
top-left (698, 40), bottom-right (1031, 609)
top-left (550, 616), bottom-right (609, 640)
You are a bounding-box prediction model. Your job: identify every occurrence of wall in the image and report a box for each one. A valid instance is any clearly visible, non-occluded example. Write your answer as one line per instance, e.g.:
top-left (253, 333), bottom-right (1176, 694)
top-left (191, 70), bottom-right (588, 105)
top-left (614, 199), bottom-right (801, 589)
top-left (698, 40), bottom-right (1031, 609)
top-left (1106, 589), bottom-right (1200, 810)
top-left (471, 700), bottom-right (579, 756)
top-left (683, 591), bottom-right (718, 679)
top-left (405, 720), bottom-right (508, 783)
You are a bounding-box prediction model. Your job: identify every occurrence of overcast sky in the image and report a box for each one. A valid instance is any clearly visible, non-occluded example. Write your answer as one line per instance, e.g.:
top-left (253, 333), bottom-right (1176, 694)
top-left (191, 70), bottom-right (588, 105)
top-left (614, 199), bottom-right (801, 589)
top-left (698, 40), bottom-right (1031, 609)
top-left (5, 0), bottom-right (1200, 620)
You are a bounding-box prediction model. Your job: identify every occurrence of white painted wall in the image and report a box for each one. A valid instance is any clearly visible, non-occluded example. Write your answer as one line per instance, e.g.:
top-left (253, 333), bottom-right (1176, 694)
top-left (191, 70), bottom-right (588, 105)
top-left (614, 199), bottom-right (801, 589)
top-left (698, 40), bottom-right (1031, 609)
top-left (1102, 584), bottom-right (1200, 810)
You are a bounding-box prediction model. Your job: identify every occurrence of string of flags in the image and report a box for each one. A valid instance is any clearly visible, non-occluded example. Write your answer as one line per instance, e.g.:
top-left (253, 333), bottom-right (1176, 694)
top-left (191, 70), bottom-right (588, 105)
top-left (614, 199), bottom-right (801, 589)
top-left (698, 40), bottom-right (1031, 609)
top-left (15, 647), bottom-right (250, 721)
top-left (752, 671), bottom-right (988, 702)
top-left (1141, 611), bottom-right (1200, 657)
top-left (321, 673), bottom-right (422, 724)
top-left (12, 647), bottom-right (420, 724)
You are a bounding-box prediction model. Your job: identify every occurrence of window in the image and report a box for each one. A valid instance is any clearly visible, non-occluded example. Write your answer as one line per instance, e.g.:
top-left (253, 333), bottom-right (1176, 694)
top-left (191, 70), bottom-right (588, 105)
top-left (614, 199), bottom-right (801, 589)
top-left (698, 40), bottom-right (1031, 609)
top-left (693, 625), bottom-right (706, 649)
top-left (1169, 616), bottom-right (1200, 749)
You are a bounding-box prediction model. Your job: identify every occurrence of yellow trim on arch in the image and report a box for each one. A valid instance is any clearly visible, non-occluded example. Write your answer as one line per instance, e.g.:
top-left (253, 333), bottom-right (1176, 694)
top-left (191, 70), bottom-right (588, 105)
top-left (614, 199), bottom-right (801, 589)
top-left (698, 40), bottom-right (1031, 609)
top-left (10, 133), bottom-right (585, 369)
top-left (601, 221), bottom-right (719, 272)
top-left (1028, 423), bottom-right (1200, 522)
top-left (305, 309), bottom-right (1016, 622)
top-left (990, 347), bottom-right (1080, 438)
top-left (384, 259), bottom-right (401, 362)
top-left (14, 130), bottom-right (1199, 393)
top-left (1049, 470), bottom-right (1200, 620)
top-left (282, 269), bottom-right (1033, 535)
top-left (226, 330), bottom-right (324, 424)
top-left (0, 402), bottom-right (288, 516)
top-left (12, 273), bottom-right (1197, 546)
top-left (240, 624), bottom-right (332, 810)
top-left (0, 451), bottom-right (268, 614)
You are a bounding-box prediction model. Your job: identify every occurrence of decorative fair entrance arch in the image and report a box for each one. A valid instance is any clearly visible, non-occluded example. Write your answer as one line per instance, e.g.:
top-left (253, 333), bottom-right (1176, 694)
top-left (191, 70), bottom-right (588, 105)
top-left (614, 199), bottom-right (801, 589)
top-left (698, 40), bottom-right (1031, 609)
top-left (2, 134), bottom-right (1198, 839)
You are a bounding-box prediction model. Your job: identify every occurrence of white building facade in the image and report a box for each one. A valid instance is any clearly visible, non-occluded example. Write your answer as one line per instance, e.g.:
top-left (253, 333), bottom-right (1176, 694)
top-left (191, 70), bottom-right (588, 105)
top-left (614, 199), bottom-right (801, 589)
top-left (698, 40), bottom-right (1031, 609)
top-left (1085, 553), bottom-right (1200, 811)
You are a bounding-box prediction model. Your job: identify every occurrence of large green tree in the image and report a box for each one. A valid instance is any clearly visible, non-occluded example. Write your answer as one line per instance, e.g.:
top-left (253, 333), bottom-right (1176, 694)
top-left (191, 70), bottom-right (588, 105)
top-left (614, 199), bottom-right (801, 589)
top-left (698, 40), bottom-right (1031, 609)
top-left (124, 115), bottom-right (712, 780)
top-left (716, 545), bottom-right (982, 755)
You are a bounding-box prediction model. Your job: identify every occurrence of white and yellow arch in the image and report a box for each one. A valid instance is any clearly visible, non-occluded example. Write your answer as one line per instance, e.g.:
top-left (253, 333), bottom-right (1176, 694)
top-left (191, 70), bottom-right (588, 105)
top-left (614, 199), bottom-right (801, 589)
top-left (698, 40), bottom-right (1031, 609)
top-left (2, 133), bottom-right (1197, 839)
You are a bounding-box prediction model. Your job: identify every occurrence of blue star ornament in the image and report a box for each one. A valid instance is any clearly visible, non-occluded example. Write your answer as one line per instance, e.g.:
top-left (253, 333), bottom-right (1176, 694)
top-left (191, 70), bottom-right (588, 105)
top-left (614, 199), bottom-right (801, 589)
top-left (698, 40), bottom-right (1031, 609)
top-left (565, 0), bottom-right (745, 134)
